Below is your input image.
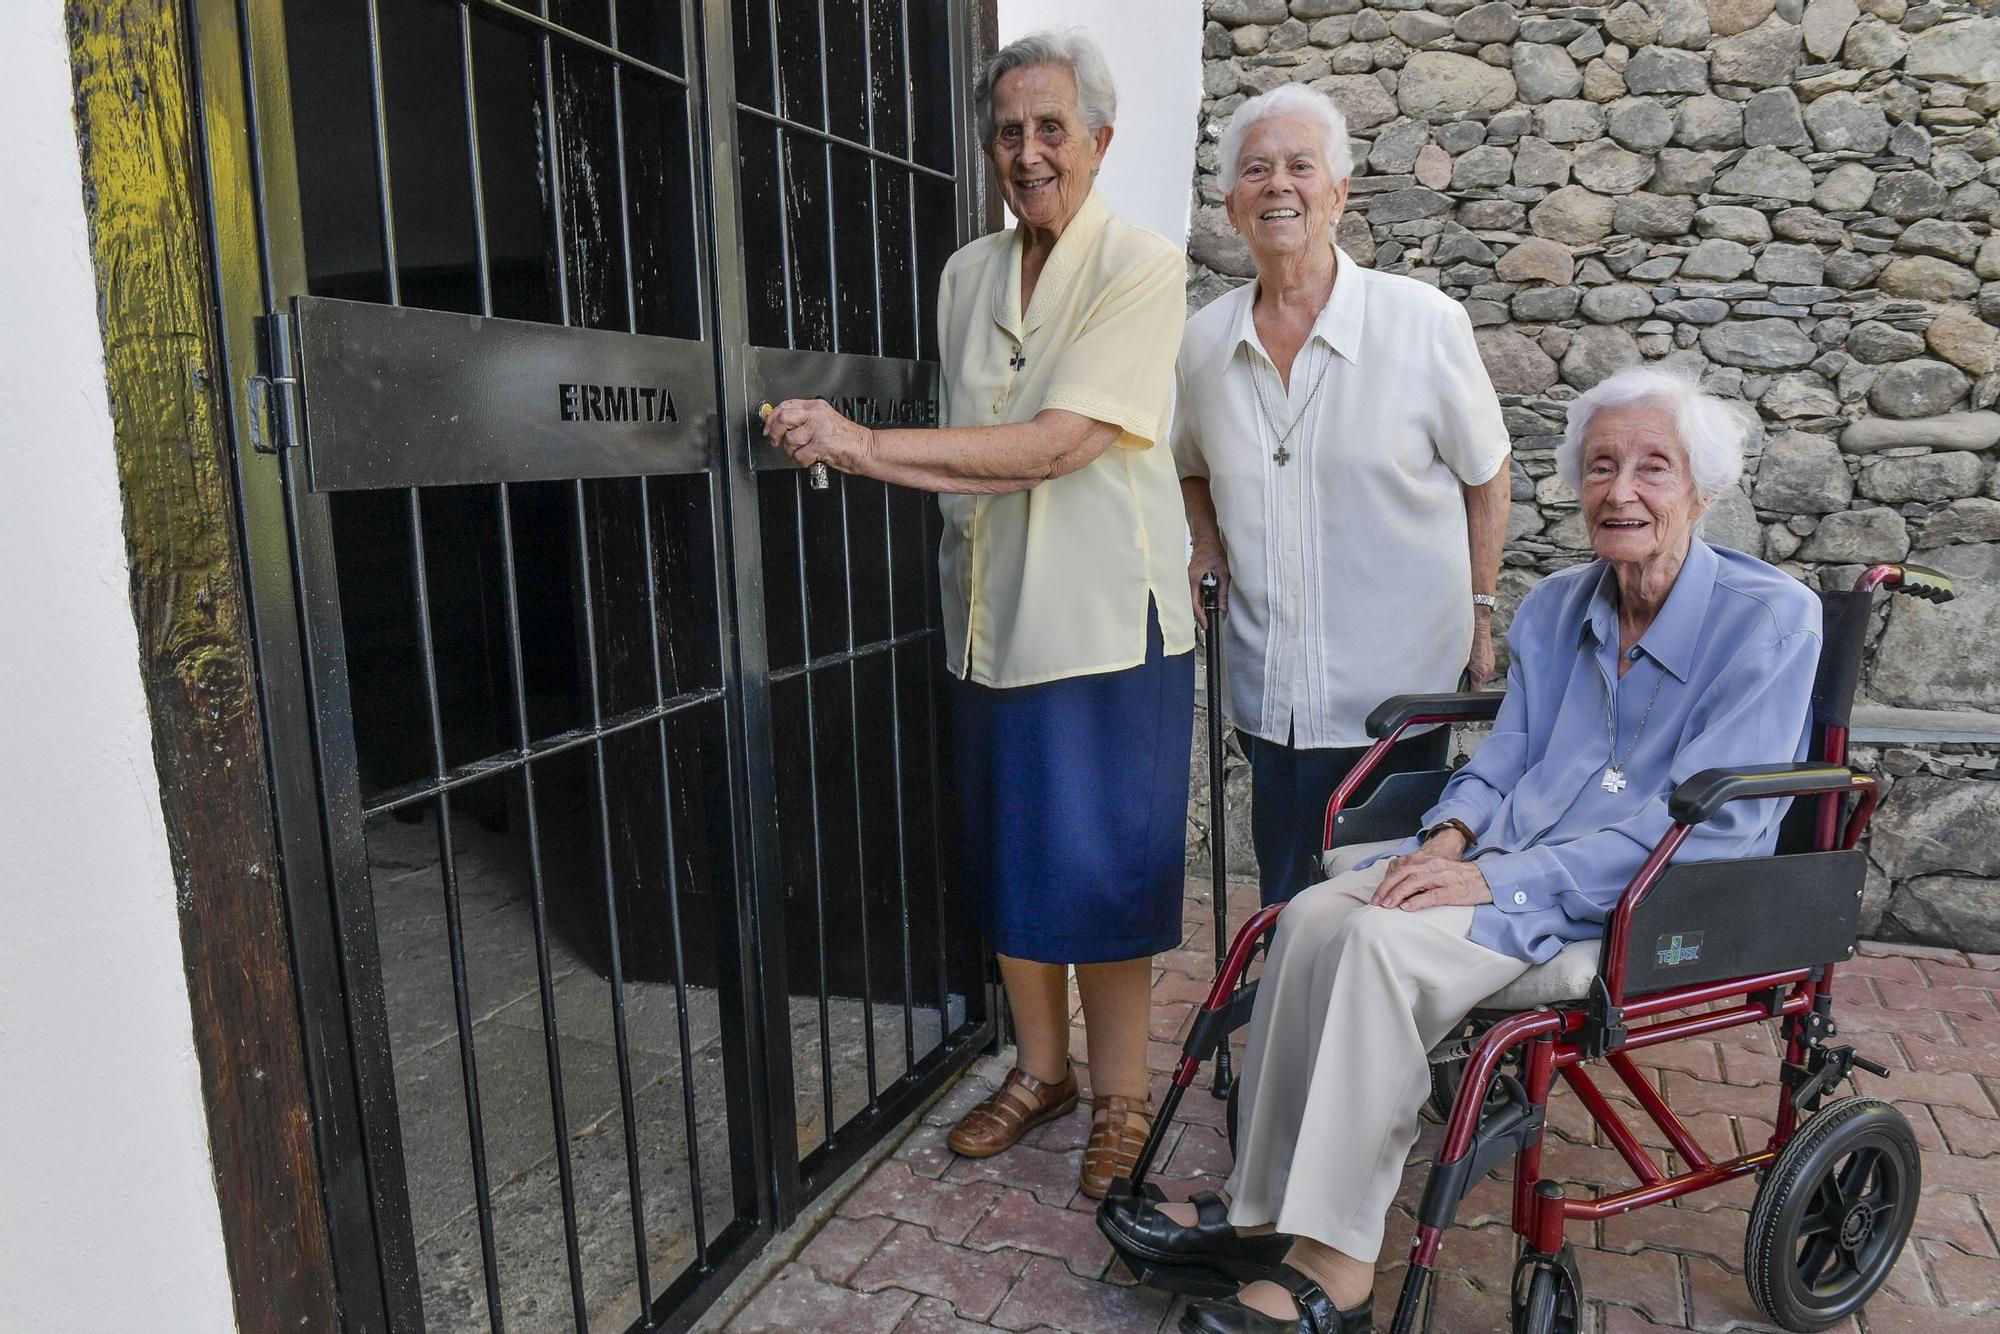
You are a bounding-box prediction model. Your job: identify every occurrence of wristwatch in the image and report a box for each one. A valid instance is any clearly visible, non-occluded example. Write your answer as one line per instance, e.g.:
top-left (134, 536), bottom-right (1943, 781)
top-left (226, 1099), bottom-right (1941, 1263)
top-left (1419, 817), bottom-right (1476, 847)
top-left (1471, 594), bottom-right (1497, 611)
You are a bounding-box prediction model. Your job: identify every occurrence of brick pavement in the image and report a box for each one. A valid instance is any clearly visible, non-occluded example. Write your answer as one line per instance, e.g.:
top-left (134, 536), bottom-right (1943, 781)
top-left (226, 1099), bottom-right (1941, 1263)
top-left (726, 880), bottom-right (2000, 1333)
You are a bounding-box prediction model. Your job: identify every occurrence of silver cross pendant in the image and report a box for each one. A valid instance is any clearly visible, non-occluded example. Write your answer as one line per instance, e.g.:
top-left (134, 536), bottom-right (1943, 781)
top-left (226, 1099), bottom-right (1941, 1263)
top-left (1272, 445), bottom-right (1291, 466)
top-left (1601, 768), bottom-right (1628, 793)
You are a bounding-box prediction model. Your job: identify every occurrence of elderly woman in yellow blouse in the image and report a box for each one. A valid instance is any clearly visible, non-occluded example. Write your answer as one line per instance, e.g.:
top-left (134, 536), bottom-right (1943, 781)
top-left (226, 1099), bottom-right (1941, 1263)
top-left (762, 28), bottom-right (1192, 1199)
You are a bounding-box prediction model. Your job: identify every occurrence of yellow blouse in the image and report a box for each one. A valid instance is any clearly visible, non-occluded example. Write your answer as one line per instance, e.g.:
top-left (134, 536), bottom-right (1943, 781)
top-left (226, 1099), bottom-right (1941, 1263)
top-left (934, 189), bottom-right (1195, 687)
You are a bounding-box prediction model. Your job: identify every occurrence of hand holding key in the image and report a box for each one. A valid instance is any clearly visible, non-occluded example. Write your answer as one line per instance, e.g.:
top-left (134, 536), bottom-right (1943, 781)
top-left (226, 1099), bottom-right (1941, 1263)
top-left (761, 399), bottom-right (876, 490)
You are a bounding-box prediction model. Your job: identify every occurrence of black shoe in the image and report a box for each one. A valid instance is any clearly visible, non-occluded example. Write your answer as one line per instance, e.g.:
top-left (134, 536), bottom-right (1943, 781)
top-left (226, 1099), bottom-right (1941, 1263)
top-left (1098, 1190), bottom-right (1292, 1287)
top-left (1178, 1263), bottom-right (1374, 1334)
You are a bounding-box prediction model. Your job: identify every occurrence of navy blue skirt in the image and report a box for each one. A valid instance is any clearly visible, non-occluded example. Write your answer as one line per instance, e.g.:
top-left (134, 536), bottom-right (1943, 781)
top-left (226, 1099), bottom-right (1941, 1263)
top-left (952, 603), bottom-right (1194, 964)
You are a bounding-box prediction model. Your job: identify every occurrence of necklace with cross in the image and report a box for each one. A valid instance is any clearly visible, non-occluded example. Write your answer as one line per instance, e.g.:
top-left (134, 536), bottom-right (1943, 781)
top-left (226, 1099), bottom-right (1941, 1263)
top-left (1009, 346), bottom-right (1025, 372)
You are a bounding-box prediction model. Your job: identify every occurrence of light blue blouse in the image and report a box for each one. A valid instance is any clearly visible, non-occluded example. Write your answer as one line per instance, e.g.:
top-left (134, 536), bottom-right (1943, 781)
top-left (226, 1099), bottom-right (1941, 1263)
top-left (1382, 539), bottom-right (1822, 965)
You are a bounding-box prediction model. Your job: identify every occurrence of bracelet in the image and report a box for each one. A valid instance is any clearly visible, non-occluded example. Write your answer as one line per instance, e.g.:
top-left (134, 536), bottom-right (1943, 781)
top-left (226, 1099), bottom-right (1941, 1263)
top-left (1471, 593), bottom-right (1497, 611)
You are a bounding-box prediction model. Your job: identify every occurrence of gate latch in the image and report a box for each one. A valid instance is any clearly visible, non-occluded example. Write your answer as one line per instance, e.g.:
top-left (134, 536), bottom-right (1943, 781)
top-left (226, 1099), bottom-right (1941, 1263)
top-left (247, 307), bottom-right (301, 454)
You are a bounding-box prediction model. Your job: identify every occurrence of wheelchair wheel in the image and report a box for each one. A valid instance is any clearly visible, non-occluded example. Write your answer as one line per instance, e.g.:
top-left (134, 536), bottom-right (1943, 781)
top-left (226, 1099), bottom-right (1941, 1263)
top-left (1225, 1074), bottom-right (1240, 1155)
top-left (1745, 1097), bottom-right (1920, 1332)
top-left (1510, 1243), bottom-right (1582, 1334)
top-left (1427, 1056), bottom-right (1467, 1122)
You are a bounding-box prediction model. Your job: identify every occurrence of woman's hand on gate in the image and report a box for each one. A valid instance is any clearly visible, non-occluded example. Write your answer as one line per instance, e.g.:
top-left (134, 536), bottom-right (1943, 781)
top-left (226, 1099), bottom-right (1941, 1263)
top-left (1371, 855), bottom-right (1493, 911)
top-left (765, 398), bottom-right (877, 478)
top-left (1189, 547), bottom-right (1230, 631)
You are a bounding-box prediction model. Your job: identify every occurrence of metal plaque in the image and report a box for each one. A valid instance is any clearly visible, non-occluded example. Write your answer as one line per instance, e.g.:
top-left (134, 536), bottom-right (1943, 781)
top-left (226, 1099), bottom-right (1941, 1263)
top-left (744, 345), bottom-right (941, 473)
top-left (292, 295), bottom-right (719, 491)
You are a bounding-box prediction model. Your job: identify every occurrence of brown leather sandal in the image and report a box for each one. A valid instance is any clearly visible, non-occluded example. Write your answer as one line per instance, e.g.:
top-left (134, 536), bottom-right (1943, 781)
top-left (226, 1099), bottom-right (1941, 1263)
top-left (945, 1064), bottom-right (1080, 1159)
top-left (1081, 1092), bottom-right (1155, 1199)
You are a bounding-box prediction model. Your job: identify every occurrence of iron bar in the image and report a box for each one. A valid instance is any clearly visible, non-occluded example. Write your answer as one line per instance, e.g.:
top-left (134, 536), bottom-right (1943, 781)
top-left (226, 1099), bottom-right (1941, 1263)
top-left (474, 0), bottom-right (688, 88)
top-left (404, 489), bottom-right (505, 1328)
top-left (737, 103), bottom-right (958, 184)
top-left (359, 690), bottom-right (728, 818)
top-left (792, 477), bottom-right (840, 1144)
top-left (767, 627), bottom-right (939, 682)
top-left (456, 11), bottom-right (588, 1323)
top-left (817, 0), bottom-right (842, 355)
top-left (838, 479), bottom-right (882, 1104)
top-left (762, 0), bottom-right (797, 350)
top-left (883, 485), bottom-right (918, 1070)
top-left (572, 481), bottom-right (658, 1317)
top-left (363, 0), bottom-right (401, 304)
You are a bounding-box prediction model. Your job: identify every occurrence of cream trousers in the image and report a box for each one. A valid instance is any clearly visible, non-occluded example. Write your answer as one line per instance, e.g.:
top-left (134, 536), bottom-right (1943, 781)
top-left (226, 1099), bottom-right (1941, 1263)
top-left (1222, 843), bottom-right (1528, 1262)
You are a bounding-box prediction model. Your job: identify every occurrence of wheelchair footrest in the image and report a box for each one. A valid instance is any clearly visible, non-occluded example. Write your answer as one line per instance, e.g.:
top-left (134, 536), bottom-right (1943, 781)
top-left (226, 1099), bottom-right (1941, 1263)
top-left (1417, 1076), bottom-right (1545, 1232)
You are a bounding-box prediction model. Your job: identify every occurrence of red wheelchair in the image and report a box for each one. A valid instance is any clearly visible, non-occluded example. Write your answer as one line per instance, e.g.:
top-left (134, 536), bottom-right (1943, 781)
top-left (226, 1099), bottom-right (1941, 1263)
top-left (1101, 563), bottom-right (1955, 1333)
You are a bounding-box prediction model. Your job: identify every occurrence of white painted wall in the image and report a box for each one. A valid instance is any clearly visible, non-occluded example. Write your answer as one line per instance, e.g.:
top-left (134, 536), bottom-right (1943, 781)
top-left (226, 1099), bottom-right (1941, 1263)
top-left (997, 0), bottom-right (1204, 250)
top-left (0, 3), bottom-right (238, 1330)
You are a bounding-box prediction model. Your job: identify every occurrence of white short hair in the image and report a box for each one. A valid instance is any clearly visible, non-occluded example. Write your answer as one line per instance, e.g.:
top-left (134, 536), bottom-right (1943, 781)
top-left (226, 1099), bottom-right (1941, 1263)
top-left (1218, 85), bottom-right (1354, 188)
top-left (1557, 366), bottom-right (1748, 507)
top-left (976, 28), bottom-right (1117, 146)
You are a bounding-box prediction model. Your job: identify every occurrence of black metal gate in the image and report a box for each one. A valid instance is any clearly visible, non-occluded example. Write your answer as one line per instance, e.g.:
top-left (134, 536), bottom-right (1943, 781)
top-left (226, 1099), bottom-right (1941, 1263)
top-left (187, 2), bottom-right (993, 1329)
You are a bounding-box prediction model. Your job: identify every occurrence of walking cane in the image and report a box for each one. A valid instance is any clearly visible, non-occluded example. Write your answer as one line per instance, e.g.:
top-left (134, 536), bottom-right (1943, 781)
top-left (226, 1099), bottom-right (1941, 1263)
top-left (1201, 572), bottom-right (1233, 1099)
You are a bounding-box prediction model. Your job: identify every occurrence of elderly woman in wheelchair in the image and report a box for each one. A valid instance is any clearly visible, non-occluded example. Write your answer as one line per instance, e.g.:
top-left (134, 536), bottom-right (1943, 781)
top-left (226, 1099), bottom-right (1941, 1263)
top-left (1101, 364), bottom-right (1946, 1334)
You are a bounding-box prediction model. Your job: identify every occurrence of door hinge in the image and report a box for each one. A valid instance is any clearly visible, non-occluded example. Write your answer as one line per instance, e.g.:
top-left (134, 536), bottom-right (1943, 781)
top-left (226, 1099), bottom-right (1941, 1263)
top-left (247, 307), bottom-right (301, 454)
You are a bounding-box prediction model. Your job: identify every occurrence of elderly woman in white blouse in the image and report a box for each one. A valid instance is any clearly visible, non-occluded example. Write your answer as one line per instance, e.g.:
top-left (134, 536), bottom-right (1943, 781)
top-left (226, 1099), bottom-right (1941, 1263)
top-left (1170, 85), bottom-right (1513, 908)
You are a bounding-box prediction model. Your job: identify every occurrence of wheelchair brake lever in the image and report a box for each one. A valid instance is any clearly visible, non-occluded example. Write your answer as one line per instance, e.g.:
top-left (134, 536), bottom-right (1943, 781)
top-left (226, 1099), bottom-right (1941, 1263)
top-left (1851, 1052), bottom-right (1891, 1079)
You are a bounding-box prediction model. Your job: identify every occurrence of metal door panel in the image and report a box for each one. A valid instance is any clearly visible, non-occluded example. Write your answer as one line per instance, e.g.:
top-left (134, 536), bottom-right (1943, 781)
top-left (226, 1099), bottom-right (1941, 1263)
top-left (293, 297), bottom-right (720, 490)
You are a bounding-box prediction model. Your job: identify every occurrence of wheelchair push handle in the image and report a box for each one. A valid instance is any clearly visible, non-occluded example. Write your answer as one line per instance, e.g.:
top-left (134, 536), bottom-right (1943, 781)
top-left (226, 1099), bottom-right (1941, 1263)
top-left (1858, 562), bottom-right (1953, 603)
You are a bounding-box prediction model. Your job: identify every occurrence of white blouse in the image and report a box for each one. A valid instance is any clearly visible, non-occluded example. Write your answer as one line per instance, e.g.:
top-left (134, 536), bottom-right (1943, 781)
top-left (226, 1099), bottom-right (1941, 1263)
top-left (1171, 248), bottom-right (1510, 748)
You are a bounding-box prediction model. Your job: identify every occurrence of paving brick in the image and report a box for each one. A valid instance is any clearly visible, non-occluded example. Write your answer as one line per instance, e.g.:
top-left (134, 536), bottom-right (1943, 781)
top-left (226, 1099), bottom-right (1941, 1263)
top-left (798, 1213), bottom-right (897, 1283)
top-left (1588, 1245), bottom-right (1688, 1326)
top-left (729, 1261), bottom-right (918, 1333)
top-left (965, 1186), bottom-right (1116, 1280)
top-left (988, 1254), bottom-right (1172, 1333)
top-left (943, 1137), bottom-right (1083, 1209)
top-left (1601, 1203), bottom-right (1748, 1266)
top-left (1910, 1189), bottom-right (1999, 1259)
top-left (1839, 953), bottom-right (1928, 986)
top-left (1875, 977), bottom-right (2000, 1021)
top-left (842, 1160), bottom-right (1006, 1244)
top-left (1163, 1121), bottom-right (1233, 1179)
top-left (893, 1295), bottom-right (1006, 1333)
top-left (897, 1121), bottom-right (960, 1179)
top-left (1920, 1237), bottom-right (2000, 1313)
top-left (851, 1224), bottom-right (1030, 1321)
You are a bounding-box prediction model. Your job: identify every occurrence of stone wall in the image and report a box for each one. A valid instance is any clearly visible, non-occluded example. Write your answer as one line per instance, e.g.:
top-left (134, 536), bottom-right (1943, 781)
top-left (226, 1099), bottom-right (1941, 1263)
top-left (1182, 0), bottom-right (2000, 948)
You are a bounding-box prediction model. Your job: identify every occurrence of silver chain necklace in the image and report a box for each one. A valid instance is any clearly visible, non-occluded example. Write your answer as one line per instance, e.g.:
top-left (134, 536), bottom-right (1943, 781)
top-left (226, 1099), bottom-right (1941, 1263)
top-left (1600, 659), bottom-right (1667, 793)
top-left (1247, 342), bottom-right (1334, 467)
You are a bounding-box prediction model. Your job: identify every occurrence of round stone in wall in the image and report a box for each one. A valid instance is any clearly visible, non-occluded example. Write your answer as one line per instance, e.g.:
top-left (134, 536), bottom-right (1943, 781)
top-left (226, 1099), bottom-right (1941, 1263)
top-left (1396, 52), bottom-right (1518, 118)
top-left (1475, 327), bottom-right (1561, 394)
top-left (1571, 141), bottom-right (1654, 192)
top-left (1560, 325), bottom-right (1643, 389)
top-left (1713, 146), bottom-right (1815, 202)
top-left (1753, 430), bottom-right (1854, 513)
top-left (1700, 318), bottom-right (1819, 369)
top-left (1530, 185), bottom-right (1617, 243)
top-left (1868, 359), bottom-right (1972, 419)
top-left (1803, 91), bottom-right (1891, 153)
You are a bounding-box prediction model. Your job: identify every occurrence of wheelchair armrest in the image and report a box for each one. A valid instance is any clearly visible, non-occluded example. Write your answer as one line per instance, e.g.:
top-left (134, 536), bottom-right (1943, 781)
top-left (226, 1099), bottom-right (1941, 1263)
top-left (1365, 691), bottom-right (1505, 739)
top-left (1667, 763), bottom-right (1863, 826)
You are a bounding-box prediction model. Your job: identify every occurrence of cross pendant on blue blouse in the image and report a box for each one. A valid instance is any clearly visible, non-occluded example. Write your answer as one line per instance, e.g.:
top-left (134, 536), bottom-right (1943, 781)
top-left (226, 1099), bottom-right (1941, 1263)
top-left (1009, 347), bottom-right (1026, 372)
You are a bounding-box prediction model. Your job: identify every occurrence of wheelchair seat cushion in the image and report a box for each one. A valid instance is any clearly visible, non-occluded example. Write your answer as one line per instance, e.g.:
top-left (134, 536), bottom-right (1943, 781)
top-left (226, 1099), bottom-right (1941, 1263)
top-left (1476, 937), bottom-right (1600, 1010)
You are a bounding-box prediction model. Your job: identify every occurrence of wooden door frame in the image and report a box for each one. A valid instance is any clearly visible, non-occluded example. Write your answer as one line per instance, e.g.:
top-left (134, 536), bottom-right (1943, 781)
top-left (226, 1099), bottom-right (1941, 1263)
top-left (66, 1), bottom-right (339, 1328)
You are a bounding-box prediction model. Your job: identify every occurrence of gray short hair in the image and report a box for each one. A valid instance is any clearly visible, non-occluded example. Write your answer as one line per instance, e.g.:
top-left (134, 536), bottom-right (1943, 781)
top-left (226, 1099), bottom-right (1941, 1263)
top-left (976, 28), bottom-right (1117, 146)
top-left (1218, 85), bottom-right (1354, 188)
top-left (1557, 366), bottom-right (1748, 508)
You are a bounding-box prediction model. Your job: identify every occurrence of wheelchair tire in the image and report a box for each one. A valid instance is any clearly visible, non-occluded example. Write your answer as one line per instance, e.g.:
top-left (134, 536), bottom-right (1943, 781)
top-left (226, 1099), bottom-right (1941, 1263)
top-left (1510, 1244), bottom-right (1582, 1334)
top-left (1745, 1096), bottom-right (1920, 1332)
top-left (1427, 1057), bottom-right (1467, 1123)
top-left (1225, 1074), bottom-right (1240, 1156)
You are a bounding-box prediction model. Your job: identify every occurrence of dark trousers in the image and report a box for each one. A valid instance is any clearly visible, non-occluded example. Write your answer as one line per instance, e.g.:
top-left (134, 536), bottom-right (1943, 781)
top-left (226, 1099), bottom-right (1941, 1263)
top-left (1240, 726), bottom-right (1452, 907)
